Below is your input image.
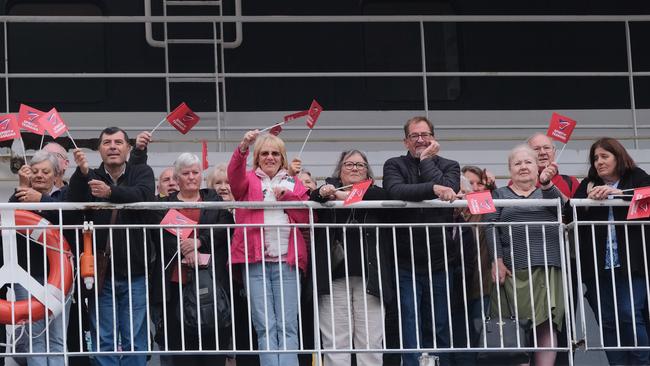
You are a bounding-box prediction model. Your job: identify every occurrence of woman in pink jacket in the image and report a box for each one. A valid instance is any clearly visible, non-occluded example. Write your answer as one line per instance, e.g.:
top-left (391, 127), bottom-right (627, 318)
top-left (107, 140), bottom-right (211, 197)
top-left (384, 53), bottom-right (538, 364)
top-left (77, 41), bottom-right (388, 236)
top-left (228, 130), bottom-right (310, 366)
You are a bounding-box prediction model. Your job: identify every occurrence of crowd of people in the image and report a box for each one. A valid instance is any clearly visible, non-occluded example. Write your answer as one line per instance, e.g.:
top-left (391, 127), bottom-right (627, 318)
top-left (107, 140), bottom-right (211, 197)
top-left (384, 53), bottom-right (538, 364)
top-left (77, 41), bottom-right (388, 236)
top-left (1, 117), bottom-right (650, 366)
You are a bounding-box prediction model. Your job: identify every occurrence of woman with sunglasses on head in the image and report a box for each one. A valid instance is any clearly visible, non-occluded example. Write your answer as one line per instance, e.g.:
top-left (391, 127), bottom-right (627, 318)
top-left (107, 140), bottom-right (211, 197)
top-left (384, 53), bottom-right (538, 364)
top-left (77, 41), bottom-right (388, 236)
top-left (311, 149), bottom-right (394, 366)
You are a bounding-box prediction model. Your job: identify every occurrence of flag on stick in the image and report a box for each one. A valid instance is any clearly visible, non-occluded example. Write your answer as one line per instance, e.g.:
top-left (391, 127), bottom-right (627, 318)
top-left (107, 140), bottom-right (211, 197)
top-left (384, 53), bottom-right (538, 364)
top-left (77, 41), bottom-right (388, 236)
top-left (0, 114), bottom-right (21, 142)
top-left (306, 99), bottom-right (323, 129)
top-left (466, 191), bottom-right (496, 215)
top-left (160, 209), bottom-right (197, 240)
top-left (343, 179), bottom-right (372, 206)
top-left (546, 112), bottom-right (577, 144)
top-left (18, 104), bottom-right (45, 135)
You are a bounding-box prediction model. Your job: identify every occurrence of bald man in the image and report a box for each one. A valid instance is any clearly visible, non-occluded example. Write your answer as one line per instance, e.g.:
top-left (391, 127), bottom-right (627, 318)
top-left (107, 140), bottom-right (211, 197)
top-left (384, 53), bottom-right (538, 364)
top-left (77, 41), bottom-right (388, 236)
top-left (43, 142), bottom-right (70, 188)
top-left (526, 133), bottom-right (580, 200)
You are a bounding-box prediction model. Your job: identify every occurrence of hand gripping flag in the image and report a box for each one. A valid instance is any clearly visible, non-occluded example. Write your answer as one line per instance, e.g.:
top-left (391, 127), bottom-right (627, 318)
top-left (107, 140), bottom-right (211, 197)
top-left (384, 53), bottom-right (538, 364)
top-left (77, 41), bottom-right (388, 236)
top-left (38, 108), bottom-right (68, 139)
top-left (306, 99), bottom-right (323, 129)
top-left (466, 191), bottom-right (497, 215)
top-left (0, 114), bottom-right (21, 142)
top-left (18, 104), bottom-right (45, 135)
top-left (343, 179), bottom-right (373, 207)
top-left (546, 112), bottom-right (577, 144)
top-left (161, 209), bottom-right (197, 240)
top-left (269, 124), bottom-right (283, 136)
top-left (166, 102), bottom-right (200, 135)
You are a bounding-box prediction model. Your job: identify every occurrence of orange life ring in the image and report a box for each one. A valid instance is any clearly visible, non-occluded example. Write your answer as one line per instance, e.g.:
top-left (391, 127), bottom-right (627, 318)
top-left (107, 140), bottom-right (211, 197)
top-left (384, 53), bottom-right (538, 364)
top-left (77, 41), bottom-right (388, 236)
top-left (0, 210), bottom-right (74, 324)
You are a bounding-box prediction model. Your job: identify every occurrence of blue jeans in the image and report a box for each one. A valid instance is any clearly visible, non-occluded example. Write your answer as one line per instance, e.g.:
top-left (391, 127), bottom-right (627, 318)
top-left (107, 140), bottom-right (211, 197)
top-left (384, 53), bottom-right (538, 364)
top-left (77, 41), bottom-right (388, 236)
top-left (399, 269), bottom-right (453, 366)
top-left (244, 262), bottom-right (300, 366)
top-left (585, 273), bottom-right (649, 365)
top-left (89, 275), bottom-right (148, 366)
top-left (13, 277), bottom-right (72, 366)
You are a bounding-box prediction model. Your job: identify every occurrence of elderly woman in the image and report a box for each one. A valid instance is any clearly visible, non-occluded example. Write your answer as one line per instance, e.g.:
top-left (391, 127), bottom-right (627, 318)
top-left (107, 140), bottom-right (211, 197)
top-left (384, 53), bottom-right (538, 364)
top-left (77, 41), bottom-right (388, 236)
top-left (572, 137), bottom-right (650, 365)
top-left (484, 144), bottom-right (565, 366)
top-left (152, 153), bottom-right (233, 366)
top-left (8, 150), bottom-right (71, 366)
top-left (310, 149), bottom-right (393, 366)
top-left (228, 130), bottom-right (310, 366)
top-left (207, 163), bottom-right (234, 202)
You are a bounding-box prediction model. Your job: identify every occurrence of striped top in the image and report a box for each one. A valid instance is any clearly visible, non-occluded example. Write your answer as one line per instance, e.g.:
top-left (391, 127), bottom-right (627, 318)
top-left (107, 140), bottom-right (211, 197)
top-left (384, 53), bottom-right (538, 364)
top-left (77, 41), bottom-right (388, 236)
top-left (485, 185), bottom-right (564, 271)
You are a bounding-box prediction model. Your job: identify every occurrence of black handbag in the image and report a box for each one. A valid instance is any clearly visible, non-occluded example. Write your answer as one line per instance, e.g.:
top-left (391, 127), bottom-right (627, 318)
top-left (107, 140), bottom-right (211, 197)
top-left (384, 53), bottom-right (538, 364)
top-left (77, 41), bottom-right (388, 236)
top-left (177, 267), bottom-right (232, 333)
top-left (475, 284), bottom-right (531, 364)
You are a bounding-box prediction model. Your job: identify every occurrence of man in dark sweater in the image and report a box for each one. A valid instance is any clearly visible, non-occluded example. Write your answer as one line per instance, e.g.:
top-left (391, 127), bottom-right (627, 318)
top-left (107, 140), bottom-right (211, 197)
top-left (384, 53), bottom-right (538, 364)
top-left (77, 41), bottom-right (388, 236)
top-left (382, 116), bottom-right (460, 366)
top-left (68, 127), bottom-right (155, 366)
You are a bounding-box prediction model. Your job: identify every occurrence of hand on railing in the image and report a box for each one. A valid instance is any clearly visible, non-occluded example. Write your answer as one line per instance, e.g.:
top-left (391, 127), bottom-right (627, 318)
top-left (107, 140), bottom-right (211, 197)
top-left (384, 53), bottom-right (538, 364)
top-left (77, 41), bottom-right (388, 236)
top-left (587, 184), bottom-right (623, 200)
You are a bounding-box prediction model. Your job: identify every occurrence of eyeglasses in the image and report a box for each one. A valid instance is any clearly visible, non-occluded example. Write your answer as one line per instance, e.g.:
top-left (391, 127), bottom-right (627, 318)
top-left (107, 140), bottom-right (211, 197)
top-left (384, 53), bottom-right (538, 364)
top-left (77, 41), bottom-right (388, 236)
top-left (342, 162), bottom-right (368, 170)
top-left (406, 132), bottom-right (434, 142)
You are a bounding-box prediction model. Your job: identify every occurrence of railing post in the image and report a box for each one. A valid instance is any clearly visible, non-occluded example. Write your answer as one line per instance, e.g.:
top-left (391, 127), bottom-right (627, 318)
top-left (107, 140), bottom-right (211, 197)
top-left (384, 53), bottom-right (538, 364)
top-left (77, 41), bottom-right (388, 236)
top-left (624, 20), bottom-right (639, 149)
top-left (419, 21), bottom-right (429, 119)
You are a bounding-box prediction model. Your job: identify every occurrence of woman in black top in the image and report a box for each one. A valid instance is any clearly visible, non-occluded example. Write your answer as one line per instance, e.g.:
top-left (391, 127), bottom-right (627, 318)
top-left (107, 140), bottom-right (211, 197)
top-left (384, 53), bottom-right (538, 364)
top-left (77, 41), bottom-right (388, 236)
top-left (310, 149), bottom-right (394, 366)
top-left (572, 137), bottom-right (650, 365)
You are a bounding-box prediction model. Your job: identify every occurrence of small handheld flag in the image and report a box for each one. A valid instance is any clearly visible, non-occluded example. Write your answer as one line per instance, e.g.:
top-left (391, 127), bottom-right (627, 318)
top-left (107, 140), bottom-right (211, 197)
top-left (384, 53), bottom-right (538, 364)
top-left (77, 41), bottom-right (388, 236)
top-left (343, 179), bottom-right (372, 206)
top-left (18, 104), bottom-right (45, 135)
top-left (546, 112), bottom-right (577, 144)
top-left (466, 191), bottom-right (496, 215)
top-left (160, 209), bottom-right (197, 240)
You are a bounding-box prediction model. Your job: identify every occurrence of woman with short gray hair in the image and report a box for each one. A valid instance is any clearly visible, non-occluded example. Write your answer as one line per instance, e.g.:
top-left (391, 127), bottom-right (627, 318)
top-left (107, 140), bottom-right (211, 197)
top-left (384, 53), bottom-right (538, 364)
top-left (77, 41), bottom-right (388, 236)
top-left (8, 150), bottom-right (70, 366)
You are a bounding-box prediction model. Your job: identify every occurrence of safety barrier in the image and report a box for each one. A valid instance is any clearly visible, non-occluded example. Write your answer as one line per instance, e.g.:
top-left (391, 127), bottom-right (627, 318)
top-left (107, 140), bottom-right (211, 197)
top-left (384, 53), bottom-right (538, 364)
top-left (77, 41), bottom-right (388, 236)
top-left (0, 198), bottom-right (645, 365)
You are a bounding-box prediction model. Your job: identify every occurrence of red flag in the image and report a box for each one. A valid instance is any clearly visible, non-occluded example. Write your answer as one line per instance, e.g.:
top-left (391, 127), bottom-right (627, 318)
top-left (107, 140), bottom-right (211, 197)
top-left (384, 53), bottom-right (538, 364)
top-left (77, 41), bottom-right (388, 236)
top-left (166, 102), bottom-right (200, 135)
top-left (466, 191), bottom-right (496, 215)
top-left (343, 179), bottom-right (372, 207)
top-left (633, 186), bottom-right (650, 201)
top-left (306, 99), bottom-right (323, 129)
top-left (38, 108), bottom-right (68, 139)
top-left (269, 124), bottom-right (282, 136)
top-left (284, 110), bottom-right (308, 122)
top-left (201, 140), bottom-right (209, 170)
top-left (0, 114), bottom-right (21, 142)
top-left (627, 197), bottom-right (650, 220)
top-left (546, 112), bottom-right (577, 144)
top-left (160, 209), bottom-right (197, 240)
top-left (18, 104), bottom-right (46, 135)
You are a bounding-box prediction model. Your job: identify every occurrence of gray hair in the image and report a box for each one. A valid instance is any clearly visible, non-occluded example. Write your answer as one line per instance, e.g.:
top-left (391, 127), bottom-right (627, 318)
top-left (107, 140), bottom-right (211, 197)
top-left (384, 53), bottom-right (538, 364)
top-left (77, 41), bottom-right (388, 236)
top-left (30, 150), bottom-right (60, 177)
top-left (206, 163), bottom-right (228, 187)
top-left (508, 144), bottom-right (538, 168)
top-left (331, 150), bottom-right (374, 181)
top-left (173, 152), bottom-right (201, 177)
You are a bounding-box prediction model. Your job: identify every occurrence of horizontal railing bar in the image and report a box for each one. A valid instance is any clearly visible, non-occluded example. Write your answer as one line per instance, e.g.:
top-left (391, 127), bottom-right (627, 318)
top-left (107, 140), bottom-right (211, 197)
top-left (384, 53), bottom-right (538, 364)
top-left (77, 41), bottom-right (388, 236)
top-left (3, 71), bottom-right (650, 78)
top-left (570, 198), bottom-right (632, 207)
top-left (2, 15), bottom-right (650, 23)
top-left (0, 198), bottom-right (560, 211)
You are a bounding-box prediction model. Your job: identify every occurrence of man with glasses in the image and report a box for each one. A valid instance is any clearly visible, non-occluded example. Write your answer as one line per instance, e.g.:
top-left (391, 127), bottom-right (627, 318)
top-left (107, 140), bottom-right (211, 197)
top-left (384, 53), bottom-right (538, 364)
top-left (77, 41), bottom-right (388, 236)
top-left (525, 133), bottom-right (579, 200)
top-left (383, 116), bottom-right (460, 366)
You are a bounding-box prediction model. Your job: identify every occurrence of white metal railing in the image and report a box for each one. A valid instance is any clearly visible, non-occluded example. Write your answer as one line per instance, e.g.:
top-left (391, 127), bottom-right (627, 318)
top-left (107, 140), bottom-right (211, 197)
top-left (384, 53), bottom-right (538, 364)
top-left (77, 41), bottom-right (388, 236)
top-left (2, 198), bottom-right (650, 365)
top-left (0, 198), bottom-right (589, 365)
top-left (569, 198), bottom-right (650, 365)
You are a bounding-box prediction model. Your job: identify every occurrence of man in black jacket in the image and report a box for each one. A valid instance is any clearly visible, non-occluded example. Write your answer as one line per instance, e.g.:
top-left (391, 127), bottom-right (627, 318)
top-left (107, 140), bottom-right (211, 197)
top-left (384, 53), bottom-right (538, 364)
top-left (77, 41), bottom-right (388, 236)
top-left (68, 127), bottom-right (155, 366)
top-left (382, 116), bottom-right (460, 366)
